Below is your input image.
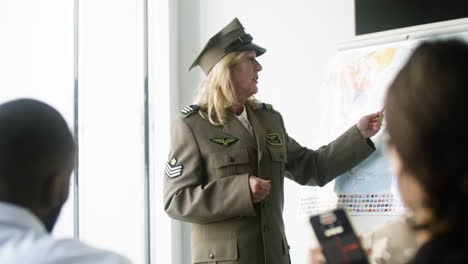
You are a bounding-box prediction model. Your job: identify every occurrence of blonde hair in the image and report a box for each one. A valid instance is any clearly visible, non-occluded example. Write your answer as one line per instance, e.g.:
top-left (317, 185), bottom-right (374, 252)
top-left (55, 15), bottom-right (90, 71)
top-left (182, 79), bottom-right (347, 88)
top-left (195, 51), bottom-right (260, 126)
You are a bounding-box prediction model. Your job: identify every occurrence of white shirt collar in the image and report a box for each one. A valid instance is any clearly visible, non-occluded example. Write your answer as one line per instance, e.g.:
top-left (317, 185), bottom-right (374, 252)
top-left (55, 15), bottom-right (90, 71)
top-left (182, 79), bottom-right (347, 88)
top-left (235, 106), bottom-right (248, 120)
top-left (234, 106), bottom-right (254, 136)
top-left (0, 201), bottom-right (47, 234)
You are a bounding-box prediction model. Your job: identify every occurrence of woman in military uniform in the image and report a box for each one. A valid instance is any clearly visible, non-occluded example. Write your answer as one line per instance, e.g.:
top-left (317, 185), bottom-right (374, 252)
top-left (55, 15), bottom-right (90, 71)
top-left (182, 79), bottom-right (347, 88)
top-left (163, 18), bottom-right (383, 264)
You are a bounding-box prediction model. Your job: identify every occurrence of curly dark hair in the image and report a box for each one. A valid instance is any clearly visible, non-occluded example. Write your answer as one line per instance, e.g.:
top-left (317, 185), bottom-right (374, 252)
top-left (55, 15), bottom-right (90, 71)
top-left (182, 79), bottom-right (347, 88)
top-left (385, 39), bottom-right (468, 237)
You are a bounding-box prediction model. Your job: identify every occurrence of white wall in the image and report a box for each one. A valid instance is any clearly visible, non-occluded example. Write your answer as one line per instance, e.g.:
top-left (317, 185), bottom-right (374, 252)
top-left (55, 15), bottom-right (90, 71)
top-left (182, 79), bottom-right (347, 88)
top-left (174, 1), bottom-right (362, 263)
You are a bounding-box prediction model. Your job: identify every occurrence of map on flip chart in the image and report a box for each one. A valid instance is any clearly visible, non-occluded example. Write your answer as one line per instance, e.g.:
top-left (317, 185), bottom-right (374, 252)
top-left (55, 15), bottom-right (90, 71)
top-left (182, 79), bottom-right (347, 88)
top-left (298, 32), bottom-right (468, 216)
top-left (301, 40), bottom-right (418, 216)
top-left (330, 42), bottom-right (416, 216)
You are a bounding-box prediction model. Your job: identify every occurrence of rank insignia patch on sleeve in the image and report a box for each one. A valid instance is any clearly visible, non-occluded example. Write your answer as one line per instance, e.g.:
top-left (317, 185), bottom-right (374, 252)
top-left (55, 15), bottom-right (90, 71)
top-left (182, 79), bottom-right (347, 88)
top-left (265, 133), bottom-right (282, 145)
top-left (165, 158), bottom-right (183, 178)
top-left (210, 137), bottom-right (239, 147)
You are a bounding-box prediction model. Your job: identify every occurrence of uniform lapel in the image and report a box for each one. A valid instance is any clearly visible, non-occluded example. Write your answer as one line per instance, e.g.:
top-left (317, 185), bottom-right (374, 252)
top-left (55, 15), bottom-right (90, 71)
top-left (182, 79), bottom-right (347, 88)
top-left (246, 104), bottom-right (267, 159)
top-left (222, 113), bottom-right (257, 150)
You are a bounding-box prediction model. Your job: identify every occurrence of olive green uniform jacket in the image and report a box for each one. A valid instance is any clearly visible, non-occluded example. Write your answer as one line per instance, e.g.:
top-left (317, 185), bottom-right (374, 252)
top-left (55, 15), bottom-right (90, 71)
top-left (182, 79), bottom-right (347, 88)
top-left (163, 103), bottom-right (375, 264)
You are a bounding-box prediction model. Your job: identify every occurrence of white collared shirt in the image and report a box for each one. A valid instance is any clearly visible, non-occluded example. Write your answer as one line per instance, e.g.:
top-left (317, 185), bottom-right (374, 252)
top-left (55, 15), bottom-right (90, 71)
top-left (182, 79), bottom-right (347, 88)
top-left (0, 202), bottom-right (131, 264)
top-left (234, 106), bottom-right (254, 136)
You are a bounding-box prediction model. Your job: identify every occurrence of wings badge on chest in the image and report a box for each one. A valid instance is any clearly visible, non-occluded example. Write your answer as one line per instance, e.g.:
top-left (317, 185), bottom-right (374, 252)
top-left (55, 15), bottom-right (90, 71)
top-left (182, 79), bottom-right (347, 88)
top-left (210, 137), bottom-right (239, 147)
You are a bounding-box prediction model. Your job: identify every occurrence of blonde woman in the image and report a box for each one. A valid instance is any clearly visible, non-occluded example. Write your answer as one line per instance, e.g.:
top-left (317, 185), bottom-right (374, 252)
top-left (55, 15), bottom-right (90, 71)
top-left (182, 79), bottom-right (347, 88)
top-left (163, 18), bottom-right (382, 264)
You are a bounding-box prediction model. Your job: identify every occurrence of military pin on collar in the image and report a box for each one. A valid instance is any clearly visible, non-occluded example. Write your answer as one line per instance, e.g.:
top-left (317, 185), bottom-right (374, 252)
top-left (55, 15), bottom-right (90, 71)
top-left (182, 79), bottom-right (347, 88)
top-left (210, 137), bottom-right (239, 147)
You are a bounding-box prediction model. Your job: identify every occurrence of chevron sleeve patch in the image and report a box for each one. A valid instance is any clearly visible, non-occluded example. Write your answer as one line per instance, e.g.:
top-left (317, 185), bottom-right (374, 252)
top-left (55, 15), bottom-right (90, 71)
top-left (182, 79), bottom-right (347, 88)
top-left (165, 158), bottom-right (183, 178)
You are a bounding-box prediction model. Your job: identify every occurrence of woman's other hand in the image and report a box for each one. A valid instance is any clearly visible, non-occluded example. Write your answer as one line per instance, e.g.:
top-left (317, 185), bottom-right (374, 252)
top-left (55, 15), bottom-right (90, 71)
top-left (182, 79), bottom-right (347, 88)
top-left (249, 176), bottom-right (271, 203)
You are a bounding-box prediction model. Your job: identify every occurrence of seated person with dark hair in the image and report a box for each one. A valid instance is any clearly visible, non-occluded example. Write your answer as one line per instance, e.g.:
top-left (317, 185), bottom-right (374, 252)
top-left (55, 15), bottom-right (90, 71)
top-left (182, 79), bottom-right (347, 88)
top-left (384, 38), bottom-right (468, 264)
top-left (0, 99), bottom-right (131, 263)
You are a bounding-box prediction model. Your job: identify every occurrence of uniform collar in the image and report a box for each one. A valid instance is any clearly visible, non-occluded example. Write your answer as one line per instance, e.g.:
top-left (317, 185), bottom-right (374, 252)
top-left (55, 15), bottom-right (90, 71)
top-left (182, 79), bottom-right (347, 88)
top-left (245, 104), bottom-right (267, 159)
top-left (223, 107), bottom-right (257, 149)
top-left (0, 201), bottom-right (47, 234)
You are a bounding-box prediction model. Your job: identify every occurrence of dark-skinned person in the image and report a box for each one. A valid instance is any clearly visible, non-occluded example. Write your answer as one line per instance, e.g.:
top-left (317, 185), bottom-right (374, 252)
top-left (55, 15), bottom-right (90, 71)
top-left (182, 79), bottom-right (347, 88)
top-left (163, 18), bottom-right (383, 264)
top-left (0, 99), bottom-right (131, 263)
top-left (309, 39), bottom-right (468, 264)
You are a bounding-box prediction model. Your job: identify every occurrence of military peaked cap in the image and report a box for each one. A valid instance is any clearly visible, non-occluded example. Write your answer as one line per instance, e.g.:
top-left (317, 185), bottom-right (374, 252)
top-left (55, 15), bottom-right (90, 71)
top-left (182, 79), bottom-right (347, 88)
top-left (189, 18), bottom-right (266, 75)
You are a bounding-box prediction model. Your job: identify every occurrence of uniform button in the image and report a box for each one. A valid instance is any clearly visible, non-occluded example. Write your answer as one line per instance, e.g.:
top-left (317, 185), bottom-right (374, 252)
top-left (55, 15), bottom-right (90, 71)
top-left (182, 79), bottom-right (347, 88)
top-left (209, 253), bottom-right (214, 259)
top-left (228, 156), bottom-right (234, 162)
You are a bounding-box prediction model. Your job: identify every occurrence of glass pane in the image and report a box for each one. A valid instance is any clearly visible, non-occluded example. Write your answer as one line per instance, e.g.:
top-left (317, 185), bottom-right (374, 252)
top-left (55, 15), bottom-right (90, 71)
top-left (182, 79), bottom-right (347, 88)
top-left (0, 0), bottom-right (75, 239)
